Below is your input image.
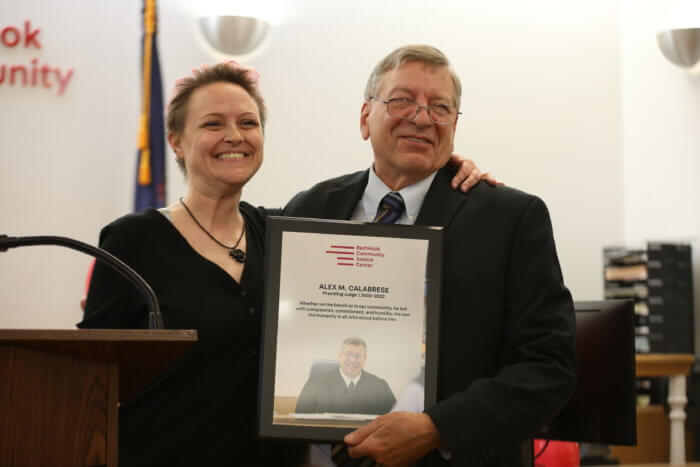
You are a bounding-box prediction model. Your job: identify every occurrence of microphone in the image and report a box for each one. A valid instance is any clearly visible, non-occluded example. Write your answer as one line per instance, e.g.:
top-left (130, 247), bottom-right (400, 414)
top-left (0, 234), bottom-right (164, 329)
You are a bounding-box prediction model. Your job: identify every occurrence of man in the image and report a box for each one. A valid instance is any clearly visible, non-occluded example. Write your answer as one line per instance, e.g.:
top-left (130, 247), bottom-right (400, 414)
top-left (295, 337), bottom-right (396, 415)
top-left (284, 45), bottom-right (576, 466)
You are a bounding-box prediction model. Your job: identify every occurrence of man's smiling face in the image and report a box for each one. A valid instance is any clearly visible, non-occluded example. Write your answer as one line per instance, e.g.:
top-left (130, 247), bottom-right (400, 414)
top-left (360, 61), bottom-right (457, 190)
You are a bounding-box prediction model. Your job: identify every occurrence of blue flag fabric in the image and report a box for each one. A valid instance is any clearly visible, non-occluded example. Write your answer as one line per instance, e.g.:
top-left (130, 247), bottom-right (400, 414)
top-left (134, 0), bottom-right (166, 211)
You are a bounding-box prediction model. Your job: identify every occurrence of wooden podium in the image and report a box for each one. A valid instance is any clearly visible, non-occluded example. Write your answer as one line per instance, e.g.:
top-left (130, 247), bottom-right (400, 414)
top-left (0, 329), bottom-right (197, 467)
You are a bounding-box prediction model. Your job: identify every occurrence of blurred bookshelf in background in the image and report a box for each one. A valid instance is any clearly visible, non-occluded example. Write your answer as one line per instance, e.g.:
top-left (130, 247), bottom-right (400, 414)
top-left (604, 242), bottom-right (694, 406)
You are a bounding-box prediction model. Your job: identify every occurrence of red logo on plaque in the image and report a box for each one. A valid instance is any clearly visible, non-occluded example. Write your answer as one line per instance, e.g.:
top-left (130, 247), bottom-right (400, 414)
top-left (326, 245), bottom-right (355, 266)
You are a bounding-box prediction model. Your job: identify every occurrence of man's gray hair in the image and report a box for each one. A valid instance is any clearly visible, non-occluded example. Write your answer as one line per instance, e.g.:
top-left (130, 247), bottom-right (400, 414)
top-left (364, 44), bottom-right (462, 111)
top-left (342, 337), bottom-right (367, 349)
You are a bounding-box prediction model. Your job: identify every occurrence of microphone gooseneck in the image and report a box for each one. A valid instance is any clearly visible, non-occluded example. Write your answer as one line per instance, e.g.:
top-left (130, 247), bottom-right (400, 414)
top-left (0, 234), bottom-right (164, 329)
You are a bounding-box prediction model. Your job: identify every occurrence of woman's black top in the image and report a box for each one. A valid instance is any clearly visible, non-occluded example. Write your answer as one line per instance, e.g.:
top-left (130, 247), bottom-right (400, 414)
top-left (78, 204), bottom-right (305, 466)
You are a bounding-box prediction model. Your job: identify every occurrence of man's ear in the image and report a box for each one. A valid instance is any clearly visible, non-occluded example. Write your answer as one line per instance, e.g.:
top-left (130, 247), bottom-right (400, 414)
top-left (450, 118), bottom-right (458, 151)
top-left (447, 116), bottom-right (458, 154)
top-left (360, 101), bottom-right (371, 141)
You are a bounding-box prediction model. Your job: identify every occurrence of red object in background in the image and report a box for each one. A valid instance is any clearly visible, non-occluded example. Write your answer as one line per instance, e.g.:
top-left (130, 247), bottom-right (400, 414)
top-left (534, 439), bottom-right (580, 467)
top-left (79, 259), bottom-right (96, 312)
top-left (84, 258), bottom-right (95, 294)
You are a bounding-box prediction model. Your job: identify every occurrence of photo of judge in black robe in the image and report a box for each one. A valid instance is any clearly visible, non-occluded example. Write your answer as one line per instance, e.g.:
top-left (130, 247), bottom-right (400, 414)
top-left (295, 337), bottom-right (396, 415)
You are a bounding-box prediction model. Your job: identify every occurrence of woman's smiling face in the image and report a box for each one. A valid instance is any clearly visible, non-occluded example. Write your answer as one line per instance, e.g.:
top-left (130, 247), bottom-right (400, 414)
top-left (169, 81), bottom-right (264, 195)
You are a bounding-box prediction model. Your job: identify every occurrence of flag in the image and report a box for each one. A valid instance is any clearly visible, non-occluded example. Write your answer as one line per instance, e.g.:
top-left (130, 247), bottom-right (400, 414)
top-left (134, 0), bottom-right (166, 211)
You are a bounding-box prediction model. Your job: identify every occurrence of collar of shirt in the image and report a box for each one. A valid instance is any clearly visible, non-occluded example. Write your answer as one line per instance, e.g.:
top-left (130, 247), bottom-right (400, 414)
top-left (351, 167), bottom-right (437, 225)
top-left (339, 368), bottom-right (361, 388)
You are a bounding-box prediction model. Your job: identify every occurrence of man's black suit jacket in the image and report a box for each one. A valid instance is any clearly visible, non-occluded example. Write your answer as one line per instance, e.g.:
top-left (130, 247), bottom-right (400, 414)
top-left (283, 166), bottom-right (577, 466)
top-left (295, 368), bottom-right (396, 415)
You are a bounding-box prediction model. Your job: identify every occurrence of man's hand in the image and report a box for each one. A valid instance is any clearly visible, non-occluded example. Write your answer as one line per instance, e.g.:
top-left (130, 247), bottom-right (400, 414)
top-left (448, 154), bottom-right (504, 192)
top-left (344, 412), bottom-right (442, 466)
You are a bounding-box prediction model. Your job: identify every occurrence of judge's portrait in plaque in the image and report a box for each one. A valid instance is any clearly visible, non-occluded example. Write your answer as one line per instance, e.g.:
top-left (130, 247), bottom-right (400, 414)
top-left (295, 337), bottom-right (396, 416)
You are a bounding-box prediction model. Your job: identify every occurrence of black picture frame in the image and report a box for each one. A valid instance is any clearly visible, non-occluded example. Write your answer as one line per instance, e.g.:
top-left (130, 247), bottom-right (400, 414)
top-left (258, 216), bottom-right (443, 442)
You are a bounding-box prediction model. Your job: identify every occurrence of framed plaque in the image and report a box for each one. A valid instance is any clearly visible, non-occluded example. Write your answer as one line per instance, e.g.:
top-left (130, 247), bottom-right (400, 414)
top-left (258, 217), bottom-right (443, 442)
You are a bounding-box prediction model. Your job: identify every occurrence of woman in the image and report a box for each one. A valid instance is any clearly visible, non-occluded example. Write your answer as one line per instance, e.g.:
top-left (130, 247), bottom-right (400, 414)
top-left (79, 62), bottom-right (493, 466)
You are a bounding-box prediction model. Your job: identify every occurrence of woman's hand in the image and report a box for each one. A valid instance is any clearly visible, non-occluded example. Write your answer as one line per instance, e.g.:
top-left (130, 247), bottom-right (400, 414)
top-left (448, 154), bottom-right (504, 192)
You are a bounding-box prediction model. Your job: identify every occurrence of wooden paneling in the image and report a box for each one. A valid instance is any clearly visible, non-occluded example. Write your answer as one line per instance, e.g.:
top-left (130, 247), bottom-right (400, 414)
top-left (0, 329), bottom-right (196, 467)
top-left (0, 329), bottom-right (196, 402)
top-left (611, 405), bottom-right (694, 464)
top-left (0, 346), bottom-right (109, 466)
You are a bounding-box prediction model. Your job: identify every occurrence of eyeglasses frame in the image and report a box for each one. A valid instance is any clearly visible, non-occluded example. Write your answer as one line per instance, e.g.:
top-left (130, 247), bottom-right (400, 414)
top-left (370, 96), bottom-right (461, 125)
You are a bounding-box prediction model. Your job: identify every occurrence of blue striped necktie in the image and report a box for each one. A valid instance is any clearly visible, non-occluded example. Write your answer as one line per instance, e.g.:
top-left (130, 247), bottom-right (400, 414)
top-left (373, 192), bottom-right (405, 224)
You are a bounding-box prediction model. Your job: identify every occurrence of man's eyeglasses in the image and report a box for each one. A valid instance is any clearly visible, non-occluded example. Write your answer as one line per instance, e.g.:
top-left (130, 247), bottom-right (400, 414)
top-left (341, 351), bottom-right (365, 360)
top-left (370, 97), bottom-right (461, 125)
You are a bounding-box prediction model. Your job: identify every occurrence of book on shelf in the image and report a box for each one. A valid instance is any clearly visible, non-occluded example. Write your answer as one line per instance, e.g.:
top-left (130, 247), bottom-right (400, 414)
top-left (604, 264), bottom-right (648, 281)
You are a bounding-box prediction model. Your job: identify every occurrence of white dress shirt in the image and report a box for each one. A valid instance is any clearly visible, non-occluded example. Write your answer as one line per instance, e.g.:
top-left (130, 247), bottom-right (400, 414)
top-left (350, 167), bottom-right (437, 225)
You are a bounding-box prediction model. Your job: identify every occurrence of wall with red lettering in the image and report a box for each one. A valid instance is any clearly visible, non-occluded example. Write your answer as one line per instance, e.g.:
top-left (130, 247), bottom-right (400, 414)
top-left (0, 20), bottom-right (75, 95)
top-left (4, 0), bottom-right (696, 337)
top-left (0, 0), bottom-right (627, 329)
top-left (0, 1), bottom-right (141, 328)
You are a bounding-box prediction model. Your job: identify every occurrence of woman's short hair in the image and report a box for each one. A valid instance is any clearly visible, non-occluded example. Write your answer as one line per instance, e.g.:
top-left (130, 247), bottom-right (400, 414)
top-left (167, 63), bottom-right (266, 173)
top-left (364, 44), bottom-right (462, 111)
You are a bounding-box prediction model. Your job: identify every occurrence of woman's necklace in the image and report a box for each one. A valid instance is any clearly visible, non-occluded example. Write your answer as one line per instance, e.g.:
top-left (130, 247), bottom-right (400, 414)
top-left (179, 197), bottom-right (247, 263)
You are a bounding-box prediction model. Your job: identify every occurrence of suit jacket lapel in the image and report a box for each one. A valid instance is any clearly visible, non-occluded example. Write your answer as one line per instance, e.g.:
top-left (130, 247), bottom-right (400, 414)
top-left (416, 166), bottom-right (466, 228)
top-left (324, 170), bottom-right (369, 220)
top-left (319, 167), bottom-right (463, 226)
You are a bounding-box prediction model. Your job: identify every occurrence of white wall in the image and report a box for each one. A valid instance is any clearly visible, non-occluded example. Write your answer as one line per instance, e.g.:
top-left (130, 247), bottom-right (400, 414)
top-left (619, 0), bottom-right (700, 353)
top-left (0, 1), bottom-right (141, 327)
top-left (0, 0), bottom-right (623, 328)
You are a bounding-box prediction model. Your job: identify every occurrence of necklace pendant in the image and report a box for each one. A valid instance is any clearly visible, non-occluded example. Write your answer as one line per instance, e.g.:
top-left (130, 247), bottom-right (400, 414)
top-left (179, 198), bottom-right (246, 262)
top-left (230, 248), bottom-right (247, 263)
